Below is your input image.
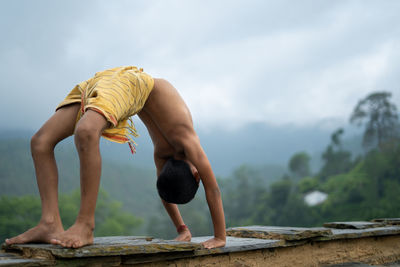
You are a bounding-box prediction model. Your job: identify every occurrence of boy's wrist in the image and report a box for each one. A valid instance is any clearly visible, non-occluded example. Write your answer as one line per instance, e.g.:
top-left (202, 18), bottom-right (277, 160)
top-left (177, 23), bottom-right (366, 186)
top-left (177, 224), bottom-right (188, 234)
top-left (214, 231), bottom-right (226, 241)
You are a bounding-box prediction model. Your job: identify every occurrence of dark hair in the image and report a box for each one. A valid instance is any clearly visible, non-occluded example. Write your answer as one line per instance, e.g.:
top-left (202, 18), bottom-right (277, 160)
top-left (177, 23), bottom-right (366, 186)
top-left (157, 158), bottom-right (199, 204)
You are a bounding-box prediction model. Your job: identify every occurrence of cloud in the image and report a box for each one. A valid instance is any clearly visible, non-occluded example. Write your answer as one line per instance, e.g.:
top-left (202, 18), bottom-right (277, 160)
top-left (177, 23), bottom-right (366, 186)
top-left (0, 0), bottom-right (399, 131)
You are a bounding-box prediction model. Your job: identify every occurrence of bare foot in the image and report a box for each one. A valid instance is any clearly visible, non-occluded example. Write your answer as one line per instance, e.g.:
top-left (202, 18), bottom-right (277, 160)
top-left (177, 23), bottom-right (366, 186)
top-left (5, 221), bottom-right (64, 245)
top-left (51, 222), bottom-right (94, 248)
top-left (174, 228), bottom-right (192, 242)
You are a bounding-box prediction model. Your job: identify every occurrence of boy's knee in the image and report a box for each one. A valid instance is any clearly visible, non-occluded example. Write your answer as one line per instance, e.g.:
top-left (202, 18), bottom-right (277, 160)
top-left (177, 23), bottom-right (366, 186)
top-left (31, 131), bottom-right (53, 154)
top-left (74, 123), bottom-right (101, 146)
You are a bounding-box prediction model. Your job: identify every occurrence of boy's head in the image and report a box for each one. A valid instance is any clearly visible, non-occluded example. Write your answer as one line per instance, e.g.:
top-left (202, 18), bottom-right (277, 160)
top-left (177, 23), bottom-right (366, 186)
top-left (157, 158), bottom-right (199, 204)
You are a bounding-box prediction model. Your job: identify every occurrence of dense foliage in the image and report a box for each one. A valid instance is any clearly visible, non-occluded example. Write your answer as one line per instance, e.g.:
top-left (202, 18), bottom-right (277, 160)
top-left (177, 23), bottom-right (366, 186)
top-left (0, 189), bottom-right (142, 240)
top-left (220, 91), bottom-right (400, 227)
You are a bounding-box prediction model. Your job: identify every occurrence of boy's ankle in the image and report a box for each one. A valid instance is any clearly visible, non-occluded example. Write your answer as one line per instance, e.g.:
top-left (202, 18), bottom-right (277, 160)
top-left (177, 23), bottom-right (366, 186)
top-left (40, 215), bottom-right (62, 225)
top-left (75, 217), bottom-right (95, 230)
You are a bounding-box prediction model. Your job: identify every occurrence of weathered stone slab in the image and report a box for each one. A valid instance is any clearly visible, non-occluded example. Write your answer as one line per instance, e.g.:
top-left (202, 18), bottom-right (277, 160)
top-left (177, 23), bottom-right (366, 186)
top-left (226, 226), bottom-right (332, 241)
top-left (0, 259), bottom-right (50, 267)
top-left (0, 250), bottom-right (51, 266)
top-left (323, 221), bottom-right (384, 229)
top-left (191, 236), bottom-right (284, 255)
top-left (2, 236), bottom-right (201, 260)
top-left (3, 225), bottom-right (400, 266)
top-left (372, 218), bottom-right (400, 225)
top-left (322, 262), bottom-right (396, 267)
top-left (315, 226), bottom-right (400, 241)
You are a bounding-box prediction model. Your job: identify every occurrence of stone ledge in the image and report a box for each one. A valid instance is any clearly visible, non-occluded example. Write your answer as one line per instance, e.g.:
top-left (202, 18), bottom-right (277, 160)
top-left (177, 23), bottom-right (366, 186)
top-left (4, 236), bottom-right (400, 267)
top-left (0, 251), bottom-right (52, 266)
top-left (2, 218), bottom-right (400, 266)
top-left (372, 218), bottom-right (400, 225)
top-left (226, 226), bottom-right (332, 241)
top-left (315, 226), bottom-right (400, 241)
top-left (2, 236), bottom-right (201, 260)
top-left (323, 221), bottom-right (384, 229)
top-left (1, 236), bottom-right (284, 263)
top-left (226, 223), bottom-right (400, 243)
top-left (192, 236), bottom-right (284, 255)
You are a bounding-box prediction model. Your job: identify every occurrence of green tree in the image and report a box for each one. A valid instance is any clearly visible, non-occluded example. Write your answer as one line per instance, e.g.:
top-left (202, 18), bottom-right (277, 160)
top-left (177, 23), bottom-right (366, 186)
top-left (297, 176), bottom-right (319, 194)
top-left (0, 189), bottom-right (142, 241)
top-left (254, 178), bottom-right (292, 226)
top-left (331, 128), bottom-right (344, 147)
top-left (350, 91), bottom-right (399, 149)
top-left (317, 143), bottom-right (400, 222)
top-left (222, 165), bottom-right (266, 227)
top-left (267, 178), bottom-right (292, 209)
top-left (288, 152), bottom-right (311, 179)
top-left (252, 177), bottom-right (319, 227)
top-left (318, 128), bottom-right (353, 181)
top-left (0, 195), bottom-right (41, 241)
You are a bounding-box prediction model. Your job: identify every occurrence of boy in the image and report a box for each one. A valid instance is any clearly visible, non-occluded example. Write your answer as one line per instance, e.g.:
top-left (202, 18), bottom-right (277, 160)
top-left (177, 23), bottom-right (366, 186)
top-left (5, 66), bottom-right (226, 249)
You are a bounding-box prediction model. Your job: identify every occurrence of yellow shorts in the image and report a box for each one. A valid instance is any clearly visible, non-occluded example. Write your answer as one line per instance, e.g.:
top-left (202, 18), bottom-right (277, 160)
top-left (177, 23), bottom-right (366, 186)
top-left (57, 66), bottom-right (154, 153)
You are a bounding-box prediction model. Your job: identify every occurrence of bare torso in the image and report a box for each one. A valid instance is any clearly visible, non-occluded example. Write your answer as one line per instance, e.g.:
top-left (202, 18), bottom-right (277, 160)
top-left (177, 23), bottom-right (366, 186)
top-left (138, 78), bottom-right (197, 170)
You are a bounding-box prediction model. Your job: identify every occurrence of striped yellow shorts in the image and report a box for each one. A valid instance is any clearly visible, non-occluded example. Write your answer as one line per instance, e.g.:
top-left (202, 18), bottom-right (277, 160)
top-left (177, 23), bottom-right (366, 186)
top-left (57, 66), bottom-right (154, 153)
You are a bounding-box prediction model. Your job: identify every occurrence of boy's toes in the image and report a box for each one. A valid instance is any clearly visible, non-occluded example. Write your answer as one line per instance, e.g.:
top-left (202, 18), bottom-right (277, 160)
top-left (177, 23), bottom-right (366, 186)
top-left (72, 240), bottom-right (81, 248)
top-left (50, 238), bottom-right (61, 246)
top-left (61, 240), bottom-right (69, 247)
top-left (6, 236), bottom-right (22, 245)
top-left (52, 238), bottom-right (67, 247)
top-left (66, 239), bottom-right (74, 248)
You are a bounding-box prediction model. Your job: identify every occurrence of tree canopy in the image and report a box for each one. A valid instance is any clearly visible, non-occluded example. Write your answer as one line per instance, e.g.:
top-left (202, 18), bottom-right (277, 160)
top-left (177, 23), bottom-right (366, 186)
top-left (288, 152), bottom-right (311, 179)
top-left (350, 91), bottom-right (399, 149)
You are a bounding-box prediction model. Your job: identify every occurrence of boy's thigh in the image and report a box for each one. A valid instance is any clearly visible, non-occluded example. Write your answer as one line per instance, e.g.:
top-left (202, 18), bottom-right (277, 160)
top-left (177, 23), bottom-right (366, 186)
top-left (36, 103), bottom-right (80, 143)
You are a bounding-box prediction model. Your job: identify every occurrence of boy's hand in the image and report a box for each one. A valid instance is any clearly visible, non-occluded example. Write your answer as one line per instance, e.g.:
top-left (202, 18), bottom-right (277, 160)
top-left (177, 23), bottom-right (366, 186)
top-left (202, 237), bottom-right (226, 249)
top-left (174, 227), bottom-right (192, 242)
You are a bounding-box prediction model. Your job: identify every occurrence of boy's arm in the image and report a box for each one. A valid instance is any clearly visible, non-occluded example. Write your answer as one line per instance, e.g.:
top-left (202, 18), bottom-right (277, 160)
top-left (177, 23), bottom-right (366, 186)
top-left (161, 199), bottom-right (192, 241)
top-left (181, 135), bottom-right (226, 248)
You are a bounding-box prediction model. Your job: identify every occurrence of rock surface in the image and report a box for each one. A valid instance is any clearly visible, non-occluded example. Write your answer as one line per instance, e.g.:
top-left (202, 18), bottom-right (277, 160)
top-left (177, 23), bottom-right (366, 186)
top-left (2, 220), bottom-right (400, 266)
top-left (227, 225), bottom-right (332, 240)
top-left (191, 236), bottom-right (284, 255)
top-left (323, 221), bottom-right (384, 229)
top-left (0, 250), bottom-right (51, 266)
top-left (2, 236), bottom-right (201, 260)
top-left (315, 226), bottom-right (400, 241)
top-left (372, 218), bottom-right (400, 225)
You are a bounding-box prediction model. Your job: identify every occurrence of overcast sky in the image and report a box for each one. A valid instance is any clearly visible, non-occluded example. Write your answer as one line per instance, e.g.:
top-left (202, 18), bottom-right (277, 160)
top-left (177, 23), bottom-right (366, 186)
top-left (1, 0), bottom-right (399, 132)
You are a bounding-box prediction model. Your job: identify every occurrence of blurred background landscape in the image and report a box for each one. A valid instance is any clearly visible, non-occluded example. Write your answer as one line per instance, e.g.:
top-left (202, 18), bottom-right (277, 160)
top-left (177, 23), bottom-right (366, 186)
top-left (0, 0), bottom-right (399, 241)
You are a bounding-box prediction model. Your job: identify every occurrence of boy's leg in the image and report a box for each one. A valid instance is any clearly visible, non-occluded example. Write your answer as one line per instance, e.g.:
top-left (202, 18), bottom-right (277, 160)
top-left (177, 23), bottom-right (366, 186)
top-left (6, 104), bottom-right (80, 245)
top-left (52, 109), bottom-right (109, 248)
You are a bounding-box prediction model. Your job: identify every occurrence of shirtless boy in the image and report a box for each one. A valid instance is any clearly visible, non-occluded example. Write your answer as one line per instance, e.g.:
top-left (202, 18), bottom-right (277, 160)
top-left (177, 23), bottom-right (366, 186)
top-left (5, 66), bottom-right (226, 249)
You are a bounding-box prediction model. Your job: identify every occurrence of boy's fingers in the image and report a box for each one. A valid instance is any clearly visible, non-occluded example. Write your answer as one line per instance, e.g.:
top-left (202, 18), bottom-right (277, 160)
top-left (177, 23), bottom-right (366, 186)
top-left (201, 238), bottom-right (226, 249)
